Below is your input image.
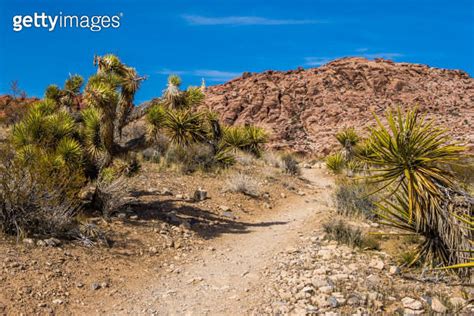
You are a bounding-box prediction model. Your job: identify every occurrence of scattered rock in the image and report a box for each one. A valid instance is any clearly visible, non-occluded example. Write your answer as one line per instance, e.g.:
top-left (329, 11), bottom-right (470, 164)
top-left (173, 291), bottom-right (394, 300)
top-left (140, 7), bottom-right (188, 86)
top-left (219, 205), bottom-right (231, 212)
top-left (402, 297), bottom-right (424, 312)
top-left (430, 297), bottom-right (447, 314)
top-left (22, 238), bottom-right (34, 246)
top-left (388, 265), bottom-right (401, 275)
top-left (193, 188), bottom-right (208, 201)
top-left (44, 238), bottom-right (61, 247)
top-left (52, 299), bottom-right (63, 305)
top-left (91, 283), bottom-right (101, 291)
top-left (222, 211), bottom-right (235, 219)
top-left (369, 258), bottom-right (384, 270)
top-left (161, 188), bottom-right (173, 195)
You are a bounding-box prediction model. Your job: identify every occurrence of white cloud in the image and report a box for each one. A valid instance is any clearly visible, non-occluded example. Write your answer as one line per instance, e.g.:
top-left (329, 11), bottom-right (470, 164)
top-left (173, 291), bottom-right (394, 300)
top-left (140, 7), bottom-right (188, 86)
top-left (304, 57), bottom-right (335, 66)
top-left (182, 15), bottom-right (325, 26)
top-left (157, 69), bottom-right (241, 82)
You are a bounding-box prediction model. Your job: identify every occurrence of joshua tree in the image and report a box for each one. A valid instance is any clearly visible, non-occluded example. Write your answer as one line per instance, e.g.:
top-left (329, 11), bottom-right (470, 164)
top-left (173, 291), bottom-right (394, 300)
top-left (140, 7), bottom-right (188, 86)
top-left (83, 54), bottom-right (145, 166)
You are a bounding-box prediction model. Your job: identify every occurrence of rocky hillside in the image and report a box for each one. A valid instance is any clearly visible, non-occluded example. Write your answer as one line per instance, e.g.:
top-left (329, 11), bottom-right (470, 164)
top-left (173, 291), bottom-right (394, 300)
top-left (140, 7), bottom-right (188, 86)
top-left (203, 57), bottom-right (474, 155)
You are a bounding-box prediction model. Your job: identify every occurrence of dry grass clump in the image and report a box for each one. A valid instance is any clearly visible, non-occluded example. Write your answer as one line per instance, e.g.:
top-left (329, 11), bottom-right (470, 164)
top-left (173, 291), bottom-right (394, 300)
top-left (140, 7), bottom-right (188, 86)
top-left (334, 179), bottom-right (376, 219)
top-left (323, 220), bottom-right (379, 249)
top-left (225, 172), bottom-right (260, 198)
top-left (280, 153), bottom-right (301, 176)
top-left (89, 177), bottom-right (128, 218)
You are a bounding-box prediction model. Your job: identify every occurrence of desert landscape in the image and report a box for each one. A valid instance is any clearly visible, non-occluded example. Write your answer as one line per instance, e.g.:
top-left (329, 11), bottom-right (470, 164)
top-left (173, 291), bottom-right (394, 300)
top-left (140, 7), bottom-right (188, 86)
top-left (0, 53), bottom-right (472, 316)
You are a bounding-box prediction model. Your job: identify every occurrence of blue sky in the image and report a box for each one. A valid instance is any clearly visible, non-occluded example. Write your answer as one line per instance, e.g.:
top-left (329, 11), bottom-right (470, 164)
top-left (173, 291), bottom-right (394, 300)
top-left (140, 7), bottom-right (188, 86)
top-left (0, 0), bottom-right (473, 103)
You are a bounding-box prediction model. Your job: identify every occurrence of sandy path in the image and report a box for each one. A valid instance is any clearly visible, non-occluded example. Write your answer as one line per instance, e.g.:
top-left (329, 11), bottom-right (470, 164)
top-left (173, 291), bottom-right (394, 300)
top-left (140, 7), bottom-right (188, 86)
top-left (107, 168), bottom-right (334, 315)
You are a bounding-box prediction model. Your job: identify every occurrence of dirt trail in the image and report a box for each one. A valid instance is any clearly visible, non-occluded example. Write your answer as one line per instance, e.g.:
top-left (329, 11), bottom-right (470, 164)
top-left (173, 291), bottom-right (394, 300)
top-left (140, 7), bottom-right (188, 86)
top-left (99, 168), bottom-right (334, 315)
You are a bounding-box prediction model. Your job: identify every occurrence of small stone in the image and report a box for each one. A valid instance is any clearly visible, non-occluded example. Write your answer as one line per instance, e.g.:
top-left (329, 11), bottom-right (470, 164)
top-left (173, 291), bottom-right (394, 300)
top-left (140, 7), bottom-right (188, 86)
top-left (297, 190), bottom-right (306, 196)
top-left (193, 189), bottom-right (207, 201)
top-left (100, 282), bottom-right (109, 288)
top-left (149, 247), bottom-right (158, 254)
top-left (36, 240), bottom-right (46, 247)
top-left (22, 238), bottom-right (34, 246)
top-left (318, 285), bottom-right (334, 294)
top-left (389, 265), bottom-right (401, 275)
top-left (76, 282), bottom-right (84, 288)
top-left (431, 297), bottom-right (447, 314)
top-left (369, 258), bottom-right (384, 270)
top-left (52, 299), bottom-right (63, 305)
top-left (129, 215), bottom-right (139, 220)
top-left (44, 238), bottom-right (61, 247)
top-left (116, 213), bottom-right (127, 219)
top-left (91, 283), bottom-right (101, 290)
top-left (222, 211), bottom-right (235, 219)
top-left (263, 202), bottom-right (272, 209)
top-left (347, 296), bottom-right (360, 306)
top-left (280, 193), bottom-right (287, 198)
top-left (175, 194), bottom-right (184, 199)
top-left (327, 296), bottom-right (339, 308)
top-left (161, 188), bottom-right (173, 195)
top-left (219, 205), bottom-right (231, 212)
top-left (37, 303), bottom-right (47, 308)
top-left (402, 297), bottom-right (423, 310)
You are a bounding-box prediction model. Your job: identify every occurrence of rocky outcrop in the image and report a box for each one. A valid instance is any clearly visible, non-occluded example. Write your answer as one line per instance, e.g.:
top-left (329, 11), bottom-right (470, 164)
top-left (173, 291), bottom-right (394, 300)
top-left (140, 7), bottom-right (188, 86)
top-left (203, 57), bottom-right (474, 155)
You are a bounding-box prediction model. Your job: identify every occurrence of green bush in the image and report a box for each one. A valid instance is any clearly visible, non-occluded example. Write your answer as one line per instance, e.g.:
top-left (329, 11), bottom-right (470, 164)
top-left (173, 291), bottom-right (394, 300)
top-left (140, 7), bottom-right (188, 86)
top-left (0, 147), bottom-right (84, 238)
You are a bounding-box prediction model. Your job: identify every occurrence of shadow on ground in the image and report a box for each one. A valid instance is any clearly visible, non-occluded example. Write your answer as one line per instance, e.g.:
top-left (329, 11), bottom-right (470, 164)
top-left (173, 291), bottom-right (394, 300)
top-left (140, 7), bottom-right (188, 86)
top-left (124, 191), bottom-right (288, 239)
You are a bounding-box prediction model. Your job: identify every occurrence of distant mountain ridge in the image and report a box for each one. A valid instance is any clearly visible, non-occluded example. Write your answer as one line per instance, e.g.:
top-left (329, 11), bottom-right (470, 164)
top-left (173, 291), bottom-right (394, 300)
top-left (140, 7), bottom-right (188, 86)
top-left (202, 57), bottom-right (474, 154)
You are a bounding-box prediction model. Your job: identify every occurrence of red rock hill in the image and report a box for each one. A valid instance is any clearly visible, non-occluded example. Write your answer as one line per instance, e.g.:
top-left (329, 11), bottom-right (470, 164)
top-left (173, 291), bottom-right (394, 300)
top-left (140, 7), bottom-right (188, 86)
top-left (203, 57), bottom-right (474, 155)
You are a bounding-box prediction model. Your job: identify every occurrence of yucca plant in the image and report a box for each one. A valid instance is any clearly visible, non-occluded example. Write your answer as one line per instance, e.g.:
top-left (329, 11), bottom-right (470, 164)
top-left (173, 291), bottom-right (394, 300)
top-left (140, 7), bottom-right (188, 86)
top-left (326, 152), bottom-right (345, 174)
top-left (163, 75), bottom-right (184, 109)
top-left (336, 127), bottom-right (359, 160)
top-left (222, 125), bottom-right (248, 150)
top-left (243, 125), bottom-right (268, 157)
top-left (162, 109), bottom-right (206, 146)
top-left (360, 107), bottom-right (472, 276)
top-left (145, 103), bottom-right (167, 141)
top-left (221, 125), bottom-right (268, 157)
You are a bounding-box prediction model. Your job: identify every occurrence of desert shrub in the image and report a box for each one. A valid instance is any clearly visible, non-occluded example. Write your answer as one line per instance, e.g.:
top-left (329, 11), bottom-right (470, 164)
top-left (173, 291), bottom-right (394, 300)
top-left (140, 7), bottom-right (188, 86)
top-left (280, 153), bottom-right (301, 176)
top-left (398, 250), bottom-right (422, 267)
top-left (323, 220), bottom-right (363, 248)
top-left (90, 177), bottom-right (128, 218)
top-left (326, 152), bottom-right (345, 174)
top-left (263, 151), bottom-right (282, 168)
top-left (359, 107), bottom-right (472, 276)
top-left (447, 159), bottom-right (474, 192)
top-left (225, 172), bottom-right (260, 197)
top-left (323, 220), bottom-right (379, 249)
top-left (165, 143), bottom-right (233, 173)
top-left (0, 150), bottom-right (84, 238)
top-left (334, 180), bottom-right (376, 219)
top-left (234, 151), bottom-right (257, 166)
